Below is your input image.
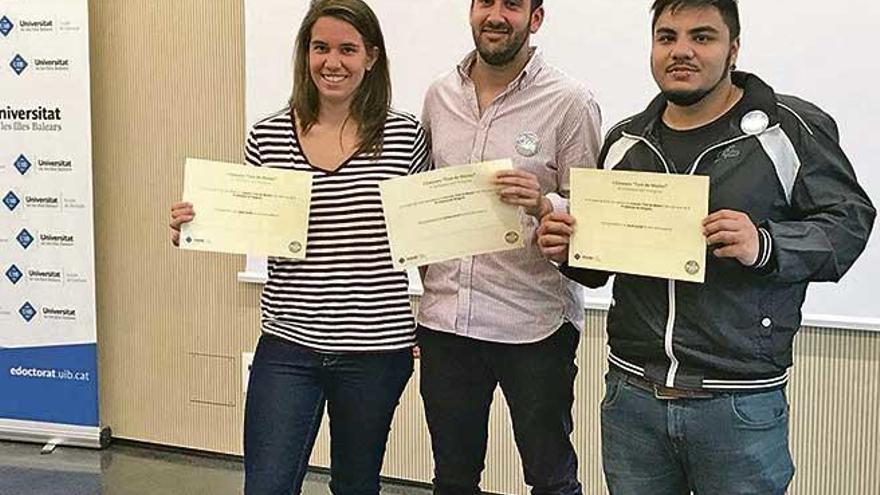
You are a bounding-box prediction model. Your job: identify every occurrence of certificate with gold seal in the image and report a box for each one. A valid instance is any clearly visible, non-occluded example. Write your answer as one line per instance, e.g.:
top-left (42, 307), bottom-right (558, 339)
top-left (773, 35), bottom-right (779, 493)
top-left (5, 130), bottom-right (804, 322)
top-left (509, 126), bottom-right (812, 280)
top-left (569, 168), bottom-right (709, 283)
top-left (180, 158), bottom-right (312, 259)
top-left (379, 160), bottom-right (524, 270)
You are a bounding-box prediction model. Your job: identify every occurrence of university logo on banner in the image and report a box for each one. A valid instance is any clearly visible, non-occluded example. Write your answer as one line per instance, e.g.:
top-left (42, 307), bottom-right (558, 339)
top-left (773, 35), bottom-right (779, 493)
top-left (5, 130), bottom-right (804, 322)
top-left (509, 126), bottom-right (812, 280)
top-left (10, 54), bottom-right (28, 75)
top-left (0, 16), bottom-right (13, 37)
top-left (18, 302), bottom-right (37, 322)
top-left (16, 228), bottom-right (34, 249)
top-left (5, 264), bottom-right (23, 285)
top-left (15, 155), bottom-right (33, 175)
top-left (3, 191), bottom-right (20, 211)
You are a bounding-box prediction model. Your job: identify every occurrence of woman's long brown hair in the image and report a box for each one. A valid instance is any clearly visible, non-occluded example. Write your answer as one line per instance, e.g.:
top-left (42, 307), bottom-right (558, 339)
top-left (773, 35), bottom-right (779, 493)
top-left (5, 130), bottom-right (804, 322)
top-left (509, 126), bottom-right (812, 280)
top-left (291, 0), bottom-right (391, 156)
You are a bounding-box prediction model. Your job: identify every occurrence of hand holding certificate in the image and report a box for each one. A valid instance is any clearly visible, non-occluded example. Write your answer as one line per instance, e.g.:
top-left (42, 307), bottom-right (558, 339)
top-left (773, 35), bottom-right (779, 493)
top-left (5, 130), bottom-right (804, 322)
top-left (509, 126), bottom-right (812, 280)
top-left (569, 169), bottom-right (709, 283)
top-left (379, 160), bottom-right (524, 270)
top-left (179, 158), bottom-right (312, 258)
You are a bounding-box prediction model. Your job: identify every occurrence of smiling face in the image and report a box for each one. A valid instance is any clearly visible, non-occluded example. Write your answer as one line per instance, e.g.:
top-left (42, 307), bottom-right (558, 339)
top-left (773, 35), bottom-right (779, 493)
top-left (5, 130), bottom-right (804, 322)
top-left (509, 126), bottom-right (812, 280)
top-left (470, 0), bottom-right (543, 67)
top-left (308, 16), bottom-right (377, 108)
top-left (650, 4), bottom-right (739, 106)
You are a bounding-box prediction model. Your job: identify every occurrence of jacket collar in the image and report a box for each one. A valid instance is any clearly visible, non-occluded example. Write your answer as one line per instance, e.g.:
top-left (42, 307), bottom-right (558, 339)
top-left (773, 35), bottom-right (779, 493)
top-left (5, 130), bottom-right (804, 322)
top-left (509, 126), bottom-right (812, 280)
top-left (623, 71), bottom-right (781, 138)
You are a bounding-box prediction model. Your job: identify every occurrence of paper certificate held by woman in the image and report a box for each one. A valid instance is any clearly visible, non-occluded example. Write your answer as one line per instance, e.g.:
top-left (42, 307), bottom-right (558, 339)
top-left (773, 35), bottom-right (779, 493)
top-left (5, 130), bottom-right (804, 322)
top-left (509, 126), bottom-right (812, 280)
top-left (379, 159), bottom-right (524, 270)
top-left (179, 158), bottom-right (312, 258)
top-left (569, 168), bottom-right (709, 283)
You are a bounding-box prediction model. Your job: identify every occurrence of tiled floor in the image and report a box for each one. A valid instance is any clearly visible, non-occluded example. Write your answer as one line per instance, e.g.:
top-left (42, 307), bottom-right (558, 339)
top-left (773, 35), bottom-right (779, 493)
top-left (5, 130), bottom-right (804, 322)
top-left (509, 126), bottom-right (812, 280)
top-left (0, 440), bottom-right (431, 495)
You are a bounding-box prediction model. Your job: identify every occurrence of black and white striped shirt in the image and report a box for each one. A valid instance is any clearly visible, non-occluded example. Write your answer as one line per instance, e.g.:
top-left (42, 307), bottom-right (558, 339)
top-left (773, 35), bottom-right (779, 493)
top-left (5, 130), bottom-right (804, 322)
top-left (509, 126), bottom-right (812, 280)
top-left (245, 109), bottom-right (430, 353)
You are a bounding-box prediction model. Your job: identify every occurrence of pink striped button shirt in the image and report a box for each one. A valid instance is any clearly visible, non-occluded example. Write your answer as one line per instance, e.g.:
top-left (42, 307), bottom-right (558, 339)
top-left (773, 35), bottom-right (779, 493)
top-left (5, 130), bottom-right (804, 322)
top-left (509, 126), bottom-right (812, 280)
top-left (418, 49), bottom-right (603, 343)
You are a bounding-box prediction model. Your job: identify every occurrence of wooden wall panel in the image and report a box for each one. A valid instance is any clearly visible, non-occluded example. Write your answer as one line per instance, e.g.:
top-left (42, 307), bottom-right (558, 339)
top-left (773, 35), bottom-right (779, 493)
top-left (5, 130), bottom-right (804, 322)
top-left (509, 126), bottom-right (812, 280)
top-left (90, 0), bottom-right (258, 454)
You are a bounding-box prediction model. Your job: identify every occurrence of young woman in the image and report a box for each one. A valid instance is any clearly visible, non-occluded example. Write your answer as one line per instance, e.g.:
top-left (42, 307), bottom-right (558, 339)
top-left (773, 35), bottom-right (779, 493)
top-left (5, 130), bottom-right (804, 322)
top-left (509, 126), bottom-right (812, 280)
top-left (169, 1), bottom-right (430, 493)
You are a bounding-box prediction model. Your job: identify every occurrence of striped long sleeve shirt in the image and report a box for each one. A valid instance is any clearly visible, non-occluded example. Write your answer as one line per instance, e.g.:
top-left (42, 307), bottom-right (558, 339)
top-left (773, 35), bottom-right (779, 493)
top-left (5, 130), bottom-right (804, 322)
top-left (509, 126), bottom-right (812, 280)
top-left (245, 109), bottom-right (430, 353)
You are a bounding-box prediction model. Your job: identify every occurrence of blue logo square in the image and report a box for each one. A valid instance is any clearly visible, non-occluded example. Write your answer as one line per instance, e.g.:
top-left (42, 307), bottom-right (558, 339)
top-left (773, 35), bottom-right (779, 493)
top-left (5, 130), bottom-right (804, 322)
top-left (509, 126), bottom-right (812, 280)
top-left (16, 228), bottom-right (34, 249)
top-left (15, 155), bottom-right (32, 175)
top-left (3, 191), bottom-right (20, 211)
top-left (10, 54), bottom-right (27, 75)
top-left (0, 16), bottom-right (12, 37)
top-left (19, 302), bottom-right (37, 322)
top-left (5, 265), bottom-right (23, 284)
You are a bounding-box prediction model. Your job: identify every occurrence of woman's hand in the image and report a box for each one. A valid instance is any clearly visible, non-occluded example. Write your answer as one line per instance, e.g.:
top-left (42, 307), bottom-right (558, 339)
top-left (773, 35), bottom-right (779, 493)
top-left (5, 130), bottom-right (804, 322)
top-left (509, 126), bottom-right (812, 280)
top-left (169, 201), bottom-right (195, 246)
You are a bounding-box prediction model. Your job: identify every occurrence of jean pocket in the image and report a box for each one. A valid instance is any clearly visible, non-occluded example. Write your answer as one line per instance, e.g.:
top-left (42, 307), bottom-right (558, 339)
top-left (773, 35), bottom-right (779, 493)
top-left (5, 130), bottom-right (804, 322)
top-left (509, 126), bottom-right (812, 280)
top-left (730, 389), bottom-right (789, 428)
top-left (601, 372), bottom-right (624, 409)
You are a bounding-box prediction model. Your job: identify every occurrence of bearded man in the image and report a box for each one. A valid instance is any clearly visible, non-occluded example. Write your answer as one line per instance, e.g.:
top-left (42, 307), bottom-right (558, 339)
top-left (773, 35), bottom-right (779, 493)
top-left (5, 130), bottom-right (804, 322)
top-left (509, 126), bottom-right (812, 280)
top-left (416, 1), bottom-right (602, 494)
top-left (536, 1), bottom-right (875, 493)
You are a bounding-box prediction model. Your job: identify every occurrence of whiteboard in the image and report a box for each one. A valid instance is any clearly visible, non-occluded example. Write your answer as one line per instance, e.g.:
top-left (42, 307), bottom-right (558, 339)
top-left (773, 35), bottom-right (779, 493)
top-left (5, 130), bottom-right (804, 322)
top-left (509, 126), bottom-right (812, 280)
top-left (244, 0), bottom-right (880, 331)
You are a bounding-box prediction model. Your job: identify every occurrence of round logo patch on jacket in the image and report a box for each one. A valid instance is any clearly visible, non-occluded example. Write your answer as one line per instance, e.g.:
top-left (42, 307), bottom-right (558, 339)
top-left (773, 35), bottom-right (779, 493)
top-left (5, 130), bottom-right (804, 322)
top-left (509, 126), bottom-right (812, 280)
top-left (740, 110), bottom-right (769, 135)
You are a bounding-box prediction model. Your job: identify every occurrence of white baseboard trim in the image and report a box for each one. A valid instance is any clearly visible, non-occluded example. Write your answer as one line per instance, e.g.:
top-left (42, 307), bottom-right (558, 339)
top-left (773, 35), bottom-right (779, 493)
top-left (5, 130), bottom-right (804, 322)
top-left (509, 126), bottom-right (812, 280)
top-left (236, 271), bottom-right (268, 284)
top-left (800, 314), bottom-right (880, 333)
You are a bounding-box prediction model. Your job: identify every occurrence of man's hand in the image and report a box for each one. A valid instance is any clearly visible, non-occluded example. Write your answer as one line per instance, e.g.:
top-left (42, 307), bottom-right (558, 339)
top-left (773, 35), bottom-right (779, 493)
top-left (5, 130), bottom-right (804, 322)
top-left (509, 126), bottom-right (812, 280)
top-left (494, 170), bottom-right (551, 218)
top-left (703, 209), bottom-right (759, 266)
top-left (537, 212), bottom-right (576, 263)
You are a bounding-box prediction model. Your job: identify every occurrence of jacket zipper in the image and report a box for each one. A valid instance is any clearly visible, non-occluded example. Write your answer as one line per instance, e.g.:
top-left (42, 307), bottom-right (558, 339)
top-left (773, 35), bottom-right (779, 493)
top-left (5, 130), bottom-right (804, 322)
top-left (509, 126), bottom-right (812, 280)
top-left (621, 132), bottom-right (680, 386)
top-left (620, 130), bottom-right (754, 388)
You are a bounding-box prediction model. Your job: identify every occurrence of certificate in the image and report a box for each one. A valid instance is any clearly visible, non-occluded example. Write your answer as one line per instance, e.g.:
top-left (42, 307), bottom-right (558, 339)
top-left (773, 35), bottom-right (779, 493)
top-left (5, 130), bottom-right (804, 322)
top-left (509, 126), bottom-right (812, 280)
top-left (179, 158), bottom-right (312, 258)
top-left (379, 159), bottom-right (523, 270)
top-left (569, 169), bottom-right (709, 283)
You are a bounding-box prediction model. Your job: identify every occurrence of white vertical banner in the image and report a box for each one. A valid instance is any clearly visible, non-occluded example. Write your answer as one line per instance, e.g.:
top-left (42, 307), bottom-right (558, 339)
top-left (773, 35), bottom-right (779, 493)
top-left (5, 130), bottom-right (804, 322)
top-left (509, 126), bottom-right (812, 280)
top-left (0, 0), bottom-right (106, 448)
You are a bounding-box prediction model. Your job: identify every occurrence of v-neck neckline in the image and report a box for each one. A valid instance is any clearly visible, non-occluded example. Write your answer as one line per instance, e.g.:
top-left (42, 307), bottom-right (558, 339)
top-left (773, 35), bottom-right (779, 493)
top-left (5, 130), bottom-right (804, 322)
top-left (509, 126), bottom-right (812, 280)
top-left (290, 109), bottom-right (359, 175)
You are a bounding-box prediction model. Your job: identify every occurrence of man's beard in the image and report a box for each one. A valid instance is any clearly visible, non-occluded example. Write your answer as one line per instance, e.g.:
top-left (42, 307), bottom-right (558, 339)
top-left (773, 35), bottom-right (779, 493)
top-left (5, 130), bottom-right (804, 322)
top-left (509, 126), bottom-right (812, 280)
top-left (473, 23), bottom-right (528, 66)
top-left (664, 86), bottom-right (717, 106)
top-left (663, 51), bottom-right (734, 107)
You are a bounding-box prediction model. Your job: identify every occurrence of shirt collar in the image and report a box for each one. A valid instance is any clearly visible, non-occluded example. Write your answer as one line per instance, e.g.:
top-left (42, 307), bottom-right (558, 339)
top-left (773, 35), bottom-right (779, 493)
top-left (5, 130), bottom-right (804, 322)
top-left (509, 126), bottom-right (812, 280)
top-left (456, 47), bottom-right (544, 91)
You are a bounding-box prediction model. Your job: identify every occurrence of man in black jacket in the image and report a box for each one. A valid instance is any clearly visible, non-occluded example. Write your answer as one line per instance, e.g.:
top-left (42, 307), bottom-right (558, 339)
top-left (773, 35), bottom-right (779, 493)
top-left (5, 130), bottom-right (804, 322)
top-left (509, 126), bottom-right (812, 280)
top-left (537, 1), bottom-right (875, 493)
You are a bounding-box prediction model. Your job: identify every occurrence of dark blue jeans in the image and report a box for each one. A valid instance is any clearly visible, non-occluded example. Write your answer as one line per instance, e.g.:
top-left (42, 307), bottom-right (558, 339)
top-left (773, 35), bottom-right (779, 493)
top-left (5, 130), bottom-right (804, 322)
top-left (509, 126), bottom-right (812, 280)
top-left (418, 324), bottom-right (582, 495)
top-left (601, 370), bottom-right (794, 495)
top-left (244, 334), bottom-right (413, 495)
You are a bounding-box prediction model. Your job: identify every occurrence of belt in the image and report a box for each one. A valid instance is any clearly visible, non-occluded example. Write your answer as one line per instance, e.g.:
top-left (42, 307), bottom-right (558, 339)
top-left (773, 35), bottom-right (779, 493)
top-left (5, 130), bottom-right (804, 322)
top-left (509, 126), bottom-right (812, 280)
top-left (619, 371), bottom-right (715, 400)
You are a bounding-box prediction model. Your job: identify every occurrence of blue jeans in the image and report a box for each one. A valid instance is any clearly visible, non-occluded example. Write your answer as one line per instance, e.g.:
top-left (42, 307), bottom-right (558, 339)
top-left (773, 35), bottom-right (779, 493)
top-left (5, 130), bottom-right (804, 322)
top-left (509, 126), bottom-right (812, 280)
top-left (244, 334), bottom-right (413, 495)
top-left (601, 370), bottom-right (794, 495)
top-left (418, 324), bottom-right (582, 495)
